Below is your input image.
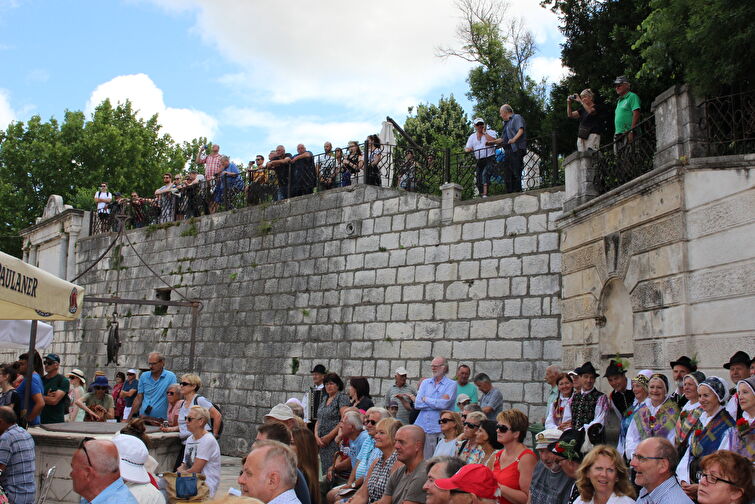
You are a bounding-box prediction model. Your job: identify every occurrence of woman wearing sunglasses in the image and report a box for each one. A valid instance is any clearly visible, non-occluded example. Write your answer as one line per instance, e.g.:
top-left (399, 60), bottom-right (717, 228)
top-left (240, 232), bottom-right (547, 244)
top-left (434, 410), bottom-right (463, 457)
top-left (488, 409), bottom-right (536, 504)
top-left (178, 405), bottom-right (221, 497)
top-left (458, 411), bottom-right (487, 463)
top-left (696, 451), bottom-right (753, 504)
top-left (75, 376), bottom-right (115, 422)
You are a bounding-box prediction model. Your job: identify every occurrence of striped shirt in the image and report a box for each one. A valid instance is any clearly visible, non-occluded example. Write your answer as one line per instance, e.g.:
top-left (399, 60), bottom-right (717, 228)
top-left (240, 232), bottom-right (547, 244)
top-left (637, 476), bottom-right (693, 504)
top-left (0, 424), bottom-right (36, 504)
top-left (197, 153), bottom-right (223, 179)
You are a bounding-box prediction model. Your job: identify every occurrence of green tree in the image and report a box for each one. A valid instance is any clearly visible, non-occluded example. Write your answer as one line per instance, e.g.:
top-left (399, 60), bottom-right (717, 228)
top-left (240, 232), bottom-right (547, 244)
top-left (0, 99), bottom-right (195, 257)
top-left (634, 0), bottom-right (754, 96)
top-left (401, 95), bottom-right (470, 153)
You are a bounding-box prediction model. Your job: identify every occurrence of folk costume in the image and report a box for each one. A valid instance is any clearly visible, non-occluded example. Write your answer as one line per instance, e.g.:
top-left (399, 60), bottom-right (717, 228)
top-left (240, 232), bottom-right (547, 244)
top-left (723, 351), bottom-right (750, 420)
top-left (669, 356), bottom-right (697, 409)
top-left (544, 393), bottom-right (572, 430)
top-left (548, 429), bottom-right (592, 504)
top-left (677, 376), bottom-right (735, 484)
top-left (727, 377), bottom-right (755, 466)
top-left (563, 362), bottom-right (608, 443)
top-left (624, 374), bottom-right (680, 460)
top-left (674, 371), bottom-right (705, 458)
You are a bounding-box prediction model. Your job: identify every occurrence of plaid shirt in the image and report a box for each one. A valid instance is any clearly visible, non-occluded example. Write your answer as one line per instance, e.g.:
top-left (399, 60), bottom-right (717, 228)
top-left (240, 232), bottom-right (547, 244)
top-left (197, 153), bottom-right (223, 179)
top-left (0, 424), bottom-right (36, 503)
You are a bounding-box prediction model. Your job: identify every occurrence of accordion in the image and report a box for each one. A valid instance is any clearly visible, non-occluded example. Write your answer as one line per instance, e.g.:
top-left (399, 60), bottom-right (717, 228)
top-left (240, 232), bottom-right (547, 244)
top-left (308, 387), bottom-right (323, 421)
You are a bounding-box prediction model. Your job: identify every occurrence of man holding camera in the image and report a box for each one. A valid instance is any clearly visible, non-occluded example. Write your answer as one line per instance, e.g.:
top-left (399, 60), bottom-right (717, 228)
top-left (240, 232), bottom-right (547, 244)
top-left (196, 144), bottom-right (223, 213)
top-left (464, 118), bottom-right (498, 198)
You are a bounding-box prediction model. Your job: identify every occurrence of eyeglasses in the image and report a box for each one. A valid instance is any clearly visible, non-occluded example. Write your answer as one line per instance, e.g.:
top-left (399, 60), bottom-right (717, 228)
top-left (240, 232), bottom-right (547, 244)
top-left (631, 453), bottom-right (664, 462)
top-left (148, 361), bottom-right (160, 366)
top-left (697, 471), bottom-right (736, 486)
top-left (496, 424), bottom-right (510, 433)
top-left (186, 417), bottom-right (198, 422)
top-left (179, 382), bottom-right (192, 387)
top-left (167, 391), bottom-right (175, 395)
top-left (439, 418), bottom-right (455, 424)
top-left (79, 437), bottom-right (95, 466)
top-left (364, 419), bottom-right (378, 426)
top-left (463, 422), bottom-right (480, 429)
top-left (43, 360), bottom-right (55, 366)
top-left (94, 386), bottom-right (108, 391)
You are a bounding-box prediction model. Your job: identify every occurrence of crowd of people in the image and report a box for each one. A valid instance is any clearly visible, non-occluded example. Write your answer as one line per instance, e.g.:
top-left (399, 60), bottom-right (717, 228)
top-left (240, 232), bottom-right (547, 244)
top-left (0, 348), bottom-right (752, 503)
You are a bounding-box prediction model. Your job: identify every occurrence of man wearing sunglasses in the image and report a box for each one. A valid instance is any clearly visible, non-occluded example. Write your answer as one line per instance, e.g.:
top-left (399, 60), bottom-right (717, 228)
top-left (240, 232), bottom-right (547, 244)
top-left (71, 438), bottom-right (138, 503)
top-left (128, 352), bottom-right (177, 422)
top-left (41, 353), bottom-right (70, 424)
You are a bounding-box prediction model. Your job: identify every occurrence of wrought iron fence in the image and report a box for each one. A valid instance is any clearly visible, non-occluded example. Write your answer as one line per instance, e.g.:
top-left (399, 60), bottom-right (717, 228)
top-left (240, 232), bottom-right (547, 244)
top-left (697, 90), bottom-right (755, 156)
top-left (448, 134), bottom-right (563, 200)
top-left (592, 114), bottom-right (657, 194)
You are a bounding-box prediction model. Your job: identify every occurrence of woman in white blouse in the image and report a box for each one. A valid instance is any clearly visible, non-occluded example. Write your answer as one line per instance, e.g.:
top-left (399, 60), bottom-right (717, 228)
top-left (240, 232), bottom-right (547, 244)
top-left (545, 373), bottom-right (574, 430)
top-left (573, 445), bottom-right (635, 504)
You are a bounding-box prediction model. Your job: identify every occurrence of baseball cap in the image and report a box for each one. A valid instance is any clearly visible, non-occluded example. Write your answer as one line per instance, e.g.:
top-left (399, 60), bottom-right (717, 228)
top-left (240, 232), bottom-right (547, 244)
top-left (395, 367), bottom-right (408, 376)
top-left (535, 428), bottom-right (562, 449)
top-left (112, 434), bottom-right (150, 484)
top-left (613, 75), bottom-right (630, 85)
top-left (44, 353), bottom-right (60, 363)
top-left (265, 403), bottom-right (294, 422)
top-left (473, 117), bottom-right (485, 125)
top-left (127, 369), bottom-right (138, 375)
top-left (456, 393), bottom-right (471, 405)
top-left (434, 464), bottom-right (497, 499)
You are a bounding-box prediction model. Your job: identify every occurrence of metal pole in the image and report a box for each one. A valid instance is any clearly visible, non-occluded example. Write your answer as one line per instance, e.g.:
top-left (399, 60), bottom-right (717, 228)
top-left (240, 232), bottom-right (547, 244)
top-left (23, 320), bottom-right (38, 421)
top-left (444, 147), bottom-right (451, 184)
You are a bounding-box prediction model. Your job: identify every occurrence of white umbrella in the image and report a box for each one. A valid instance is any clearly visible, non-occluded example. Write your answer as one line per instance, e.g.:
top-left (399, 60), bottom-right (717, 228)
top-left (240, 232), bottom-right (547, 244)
top-left (379, 121), bottom-right (397, 186)
top-left (0, 320), bottom-right (53, 349)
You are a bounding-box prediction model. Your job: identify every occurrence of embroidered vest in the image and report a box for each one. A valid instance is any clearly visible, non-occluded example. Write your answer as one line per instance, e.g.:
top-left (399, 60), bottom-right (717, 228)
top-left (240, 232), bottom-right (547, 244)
top-left (633, 398), bottom-right (680, 441)
top-left (610, 388), bottom-right (635, 417)
top-left (688, 409), bottom-right (736, 482)
top-left (675, 407), bottom-right (703, 447)
top-left (571, 389), bottom-right (604, 429)
top-left (552, 396), bottom-right (569, 426)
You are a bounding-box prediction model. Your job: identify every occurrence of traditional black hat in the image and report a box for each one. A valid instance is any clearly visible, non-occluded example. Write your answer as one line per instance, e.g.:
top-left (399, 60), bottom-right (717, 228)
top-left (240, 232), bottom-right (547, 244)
top-left (670, 355), bottom-right (697, 372)
top-left (575, 361), bottom-right (600, 377)
top-left (604, 359), bottom-right (628, 377)
top-left (548, 429), bottom-right (590, 462)
top-left (724, 351), bottom-right (751, 369)
top-left (311, 364), bottom-right (327, 374)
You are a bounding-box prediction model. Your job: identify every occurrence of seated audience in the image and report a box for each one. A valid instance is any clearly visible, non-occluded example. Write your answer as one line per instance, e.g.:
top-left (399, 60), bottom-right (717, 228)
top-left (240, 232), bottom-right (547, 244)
top-left (76, 375), bottom-right (115, 421)
top-left (375, 425), bottom-right (427, 504)
top-left (178, 405), bottom-right (221, 497)
top-left (476, 420), bottom-right (503, 466)
top-left (696, 450), bottom-right (753, 504)
top-left (239, 440), bottom-right (302, 504)
top-left (458, 411), bottom-right (487, 463)
top-left (292, 426), bottom-right (322, 504)
top-left (422, 455), bottom-right (466, 504)
top-left (434, 464), bottom-right (499, 504)
top-left (348, 418), bottom-right (403, 504)
top-left (433, 411), bottom-right (462, 457)
top-left (489, 409), bottom-right (536, 504)
top-left (528, 429), bottom-right (573, 504)
top-left (573, 445), bottom-right (635, 504)
top-left (548, 429), bottom-right (591, 504)
top-left (630, 437), bottom-right (692, 503)
top-left (71, 438), bottom-right (138, 503)
top-left (256, 422), bottom-right (312, 504)
top-left (112, 434), bottom-right (165, 503)
top-left (0, 406), bottom-right (35, 504)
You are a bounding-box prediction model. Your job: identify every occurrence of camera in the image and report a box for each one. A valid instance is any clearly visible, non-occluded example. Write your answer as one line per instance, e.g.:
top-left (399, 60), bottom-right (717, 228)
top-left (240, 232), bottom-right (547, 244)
top-left (569, 94), bottom-right (579, 101)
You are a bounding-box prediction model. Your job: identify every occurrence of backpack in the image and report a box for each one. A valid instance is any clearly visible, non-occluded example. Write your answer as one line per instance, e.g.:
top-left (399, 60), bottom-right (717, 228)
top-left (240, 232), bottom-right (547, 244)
top-left (192, 396), bottom-right (223, 438)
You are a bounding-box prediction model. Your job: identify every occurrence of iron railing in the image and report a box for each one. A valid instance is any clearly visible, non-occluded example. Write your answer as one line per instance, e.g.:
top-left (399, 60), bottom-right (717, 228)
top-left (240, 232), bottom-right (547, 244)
top-left (448, 134), bottom-right (563, 200)
top-left (592, 114), bottom-right (657, 194)
top-left (697, 90), bottom-right (755, 156)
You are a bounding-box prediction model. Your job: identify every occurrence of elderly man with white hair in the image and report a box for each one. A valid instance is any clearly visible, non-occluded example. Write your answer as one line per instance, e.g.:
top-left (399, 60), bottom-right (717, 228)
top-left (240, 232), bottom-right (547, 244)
top-left (239, 439), bottom-right (303, 504)
top-left (415, 356), bottom-right (457, 458)
top-left (71, 438), bottom-right (138, 503)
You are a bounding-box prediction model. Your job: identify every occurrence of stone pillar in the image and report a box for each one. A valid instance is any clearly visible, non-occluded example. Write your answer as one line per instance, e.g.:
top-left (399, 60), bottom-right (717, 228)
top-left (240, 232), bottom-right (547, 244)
top-left (440, 183), bottom-right (462, 224)
top-left (563, 151), bottom-right (598, 212)
top-left (58, 232), bottom-right (69, 279)
top-left (66, 230), bottom-right (79, 281)
top-left (651, 84), bottom-right (704, 167)
top-left (28, 245), bottom-right (38, 267)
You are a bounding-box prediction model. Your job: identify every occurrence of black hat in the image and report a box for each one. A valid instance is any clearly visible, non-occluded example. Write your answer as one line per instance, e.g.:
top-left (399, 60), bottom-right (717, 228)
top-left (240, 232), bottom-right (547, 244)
top-left (310, 364), bottom-right (326, 374)
top-left (724, 351), bottom-right (751, 369)
top-left (670, 356), bottom-right (697, 372)
top-left (548, 429), bottom-right (590, 462)
top-left (604, 359), bottom-right (628, 377)
top-left (575, 361), bottom-right (600, 377)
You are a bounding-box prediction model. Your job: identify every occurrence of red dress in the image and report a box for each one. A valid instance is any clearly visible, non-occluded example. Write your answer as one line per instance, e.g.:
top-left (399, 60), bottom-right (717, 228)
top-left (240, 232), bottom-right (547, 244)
top-left (492, 447), bottom-right (535, 504)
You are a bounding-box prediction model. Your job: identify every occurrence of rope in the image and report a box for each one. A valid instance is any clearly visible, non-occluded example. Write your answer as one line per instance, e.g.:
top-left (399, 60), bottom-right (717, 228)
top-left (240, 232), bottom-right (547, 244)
top-left (71, 225), bottom-right (123, 283)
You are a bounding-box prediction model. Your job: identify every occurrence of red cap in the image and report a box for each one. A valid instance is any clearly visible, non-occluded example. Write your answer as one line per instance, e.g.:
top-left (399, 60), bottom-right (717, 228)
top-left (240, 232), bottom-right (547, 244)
top-left (434, 464), bottom-right (497, 499)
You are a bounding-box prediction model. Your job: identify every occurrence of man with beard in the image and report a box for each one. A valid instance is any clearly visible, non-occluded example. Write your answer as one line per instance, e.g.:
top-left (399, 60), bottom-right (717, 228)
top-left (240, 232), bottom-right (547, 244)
top-left (669, 356), bottom-right (696, 408)
top-left (415, 357), bottom-right (457, 458)
top-left (528, 429), bottom-right (573, 504)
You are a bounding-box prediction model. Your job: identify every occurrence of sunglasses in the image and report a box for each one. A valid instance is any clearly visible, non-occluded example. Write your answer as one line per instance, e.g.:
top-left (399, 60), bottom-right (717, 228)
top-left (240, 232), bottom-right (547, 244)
top-left (186, 416), bottom-right (198, 422)
top-left (463, 422), bottom-right (480, 429)
top-left (179, 382), bottom-right (192, 387)
top-left (496, 424), bottom-right (510, 433)
top-left (94, 386), bottom-right (108, 391)
top-left (167, 391), bottom-right (175, 395)
top-left (43, 360), bottom-right (55, 365)
top-left (79, 437), bottom-right (95, 466)
top-left (364, 419), bottom-right (378, 426)
top-left (438, 418), bottom-right (455, 424)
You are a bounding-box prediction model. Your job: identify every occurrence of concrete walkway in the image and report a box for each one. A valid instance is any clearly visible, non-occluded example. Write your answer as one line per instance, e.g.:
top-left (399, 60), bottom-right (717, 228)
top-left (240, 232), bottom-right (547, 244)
top-left (217, 455), bottom-right (244, 496)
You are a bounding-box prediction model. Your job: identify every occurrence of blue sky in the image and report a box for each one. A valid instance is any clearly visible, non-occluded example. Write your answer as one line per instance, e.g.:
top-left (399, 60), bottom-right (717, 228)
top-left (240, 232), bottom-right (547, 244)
top-left (0, 0), bottom-right (566, 163)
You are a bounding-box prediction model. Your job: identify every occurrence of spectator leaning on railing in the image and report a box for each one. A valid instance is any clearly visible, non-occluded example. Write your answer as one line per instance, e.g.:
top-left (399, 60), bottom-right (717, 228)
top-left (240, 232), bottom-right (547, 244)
top-left (267, 145), bottom-right (293, 200)
top-left (465, 118), bottom-right (498, 198)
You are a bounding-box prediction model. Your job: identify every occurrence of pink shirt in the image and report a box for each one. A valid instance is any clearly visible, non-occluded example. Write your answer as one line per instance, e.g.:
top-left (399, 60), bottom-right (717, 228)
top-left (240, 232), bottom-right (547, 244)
top-left (198, 153), bottom-right (223, 179)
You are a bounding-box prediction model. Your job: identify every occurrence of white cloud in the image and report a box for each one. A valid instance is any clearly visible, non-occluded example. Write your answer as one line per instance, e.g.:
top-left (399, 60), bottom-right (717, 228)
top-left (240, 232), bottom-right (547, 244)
top-left (529, 56), bottom-right (571, 84)
top-left (0, 89), bottom-right (17, 129)
top-left (85, 73), bottom-right (218, 143)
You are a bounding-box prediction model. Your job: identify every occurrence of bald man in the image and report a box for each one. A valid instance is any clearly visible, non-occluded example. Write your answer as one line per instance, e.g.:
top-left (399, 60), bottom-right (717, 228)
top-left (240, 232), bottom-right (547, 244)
top-left (238, 440), bottom-right (302, 504)
top-left (128, 351), bottom-right (177, 421)
top-left (71, 438), bottom-right (138, 503)
top-left (415, 356), bottom-right (457, 458)
top-left (376, 425), bottom-right (428, 504)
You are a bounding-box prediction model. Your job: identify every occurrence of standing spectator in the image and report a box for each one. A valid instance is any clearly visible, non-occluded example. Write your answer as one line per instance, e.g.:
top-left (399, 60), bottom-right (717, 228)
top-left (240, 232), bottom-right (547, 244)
top-left (112, 371), bottom-right (126, 421)
top-left (333, 147), bottom-right (345, 187)
top-left (171, 374), bottom-right (222, 439)
top-left (498, 104), bottom-right (526, 193)
top-left (184, 170), bottom-right (206, 218)
top-left (376, 425), bottom-right (428, 504)
top-left (398, 149), bottom-right (417, 191)
top-left (528, 429), bottom-right (574, 504)
top-left (544, 365), bottom-right (561, 420)
top-left (94, 182), bottom-right (113, 229)
top-left (433, 411), bottom-right (462, 457)
top-left (723, 351), bottom-right (750, 419)
top-left (342, 142), bottom-right (363, 187)
top-left (178, 405), bottom-right (222, 497)
top-left (669, 356), bottom-right (697, 409)
top-left (0, 406), bottom-right (36, 504)
top-left (111, 434), bottom-right (165, 504)
top-left (567, 89), bottom-right (603, 152)
top-left (474, 373), bottom-right (503, 421)
top-left (630, 437), bottom-right (692, 504)
top-left (41, 352), bottom-right (70, 424)
top-left (165, 383), bottom-right (182, 427)
top-left (15, 352), bottom-right (44, 426)
top-left (488, 409), bottom-right (536, 504)
top-left (120, 369), bottom-right (139, 421)
top-left (613, 76), bottom-right (640, 146)
top-left (0, 364), bottom-right (21, 422)
top-left (315, 373), bottom-right (351, 475)
top-left (455, 365), bottom-right (478, 411)
top-left (415, 356), bottom-right (457, 459)
top-left (215, 156), bottom-right (244, 209)
top-left (67, 368), bottom-right (87, 422)
top-left (75, 376), bottom-right (115, 422)
top-left (384, 367), bottom-right (417, 425)
top-left (196, 143), bottom-right (222, 212)
top-left (573, 445), bottom-right (635, 504)
top-left (464, 118), bottom-right (497, 198)
top-left (365, 135), bottom-right (383, 187)
top-left (291, 144), bottom-right (316, 197)
top-left (127, 192), bottom-right (149, 228)
top-left (128, 352), bottom-right (177, 421)
top-left (154, 173), bottom-right (175, 223)
top-left (303, 364), bottom-right (326, 429)
top-left (267, 145), bottom-right (293, 200)
top-left (238, 440), bottom-right (303, 504)
top-left (247, 155), bottom-right (269, 205)
top-left (317, 142), bottom-right (337, 190)
top-left (71, 438), bottom-right (138, 503)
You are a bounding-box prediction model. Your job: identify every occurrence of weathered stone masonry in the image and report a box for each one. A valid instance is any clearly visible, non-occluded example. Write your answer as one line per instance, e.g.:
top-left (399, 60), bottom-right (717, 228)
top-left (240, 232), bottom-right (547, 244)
top-left (51, 184), bottom-right (564, 455)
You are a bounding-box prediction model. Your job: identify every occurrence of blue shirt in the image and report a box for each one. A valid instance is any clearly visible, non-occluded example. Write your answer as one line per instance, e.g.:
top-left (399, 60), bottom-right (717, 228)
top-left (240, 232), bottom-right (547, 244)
top-left (414, 376), bottom-right (457, 434)
top-left (503, 113), bottom-right (527, 152)
top-left (137, 368), bottom-right (177, 419)
top-left (122, 378), bottom-right (138, 407)
top-left (80, 477), bottom-right (138, 504)
top-left (16, 373), bottom-right (43, 425)
top-left (479, 387), bottom-right (504, 421)
top-left (637, 476), bottom-right (694, 504)
top-left (355, 433), bottom-right (376, 479)
top-left (0, 424), bottom-right (36, 504)
top-left (350, 430), bottom-right (370, 470)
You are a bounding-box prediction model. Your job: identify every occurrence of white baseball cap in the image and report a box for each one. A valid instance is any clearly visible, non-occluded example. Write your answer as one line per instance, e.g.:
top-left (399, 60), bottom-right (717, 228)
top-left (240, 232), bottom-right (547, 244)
top-left (265, 403), bottom-right (294, 421)
top-left (112, 434), bottom-right (150, 484)
top-left (395, 367), bottom-right (408, 376)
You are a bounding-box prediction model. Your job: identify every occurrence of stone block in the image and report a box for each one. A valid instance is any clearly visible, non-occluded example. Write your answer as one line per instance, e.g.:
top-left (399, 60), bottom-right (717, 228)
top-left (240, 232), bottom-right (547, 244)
top-left (415, 265), bottom-right (435, 283)
top-left (543, 339), bottom-right (562, 360)
top-left (499, 319), bottom-right (529, 339)
top-left (391, 304), bottom-right (408, 320)
top-left (403, 285), bottom-right (424, 302)
top-left (531, 318), bottom-right (559, 338)
top-left (354, 270), bottom-right (376, 286)
top-left (457, 301), bottom-right (478, 318)
top-left (380, 232), bottom-right (400, 250)
top-left (479, 259), bottom-right (498, 278)
top-left (478, 299), bottom-right (503, 317)
top-left (415, 321), bottom-right (445, 340)
top-left (453, 340), bottom-right (485, 359)
top-left (524, 382), bottom-right (544, 403)
top-left (408, 303), bottom-right (434, 320)
top-left (470, 319), bottom-right (498, 339)
top-left (478, 198), bottom-right (513, 219)
top-left (500, 382), bottom-right (524, 401)
top-left (400, 230), bottom-right (420, 248)
top-left (491, 238), bottom-right (514, 256)
top-left (522, 340), bottom-right (542, 359)
top-left (514, 236), bottom-right (537, 254)
top-left (441, 224), bottom-right (462, 244)
top-left (506, 216), bottom-right (527, 235)
top-left (528, 213), bottom-right (548, 232)
top-left (376, 268), bottom-right (397, 285)
top-left (353, 305), bottom-right (376, 322)
top-left (389, 249), bottom-right (407, 267)
top-left (484, 219), bottom-right (507, 238)
top-left (362, 287), bottom-right (385, 304)
top-left (502, 361), bottom-right (533, 380)
top-left (435, 302), bottom-right (459, 319)
top-left (446, 281), bottom-right (469, 300)
top-left (538, 232), bottom-right (559, 252)
top-left (450, 243), bottom-right (472, 261)
top-left (425, 245), bottom-right (450, 264)
top-left (473, 240), bottom-right (493, 258)
top-left (406, 211), bottom-right (428, 229)
top-left (469, 280), bottom-right (487, 299)
top-left (462, 222), bottom-right (485, 241)
top-left (425, 283), bottom-right (444, 301)
top-left (401, 340), bottom-right (432, 358)
top-left (530, 274), bottom-right (560, 295)
top-left (504, 299), bottom-right (521, 317)
top-left (459, 261), bottom-right (480, 279)
top-left (514, 194), bottom-right (539, 214)
top-left (445, 321), bottom-right (470, 340)
top-left (386, 322), bottom-right (414, 340)
top-left (392, 214), bottom-right (406, 231)
top-left (436, 263), bottom-right (458, 282)
top-left (419, 228), bottom-right (440, 246)
top-left (374, 216), bottom-right (392, 233)
top-left (406, 247), bottom-right (426, 265)
top-left (500, 257), bottom-right (522, 276)
top-left (432, 340), bottom-right (454, 358)
top-left (453, 204), bottom-right (477, 222)
top-left (523, 254), bottom-right (550, 275)
top-left (396, 266), bottom-right (415, 284)
top-left (346, 254), bottom-right (365, 270)
top-left (521, 297), bottom-right (542, 316)
top-left (488, 278), bottom-right (510, 297)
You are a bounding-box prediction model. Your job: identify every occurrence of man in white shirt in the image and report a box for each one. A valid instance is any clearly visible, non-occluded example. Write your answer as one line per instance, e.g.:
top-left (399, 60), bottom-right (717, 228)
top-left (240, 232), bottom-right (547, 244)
top-left (464, 118), bottom-right (497, 198)
top-left (303, 364), bottom-right (326, 428)
top-left (239, 440), bottom-right (303, 504)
